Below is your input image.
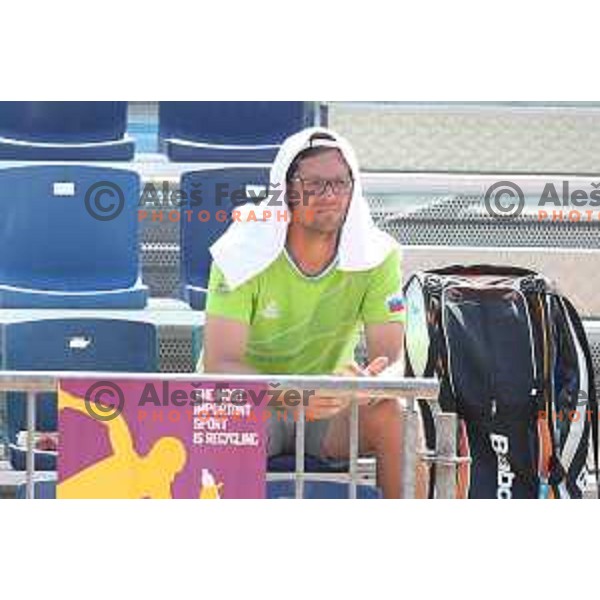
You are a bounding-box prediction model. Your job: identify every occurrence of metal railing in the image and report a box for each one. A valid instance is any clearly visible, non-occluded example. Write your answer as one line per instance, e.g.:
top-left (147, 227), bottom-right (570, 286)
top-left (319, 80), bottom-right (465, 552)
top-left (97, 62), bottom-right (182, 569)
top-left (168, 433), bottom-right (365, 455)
top-left (0, 371), bottom-right (462, 499)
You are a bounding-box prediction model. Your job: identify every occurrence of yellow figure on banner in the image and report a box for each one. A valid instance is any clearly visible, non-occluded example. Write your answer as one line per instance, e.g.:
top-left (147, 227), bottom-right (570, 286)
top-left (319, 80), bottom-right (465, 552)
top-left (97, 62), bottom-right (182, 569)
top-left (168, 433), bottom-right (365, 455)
top-left (199, 468), bottom-right (224, 499)
top-left (58, 389), bottom-right (186, 499)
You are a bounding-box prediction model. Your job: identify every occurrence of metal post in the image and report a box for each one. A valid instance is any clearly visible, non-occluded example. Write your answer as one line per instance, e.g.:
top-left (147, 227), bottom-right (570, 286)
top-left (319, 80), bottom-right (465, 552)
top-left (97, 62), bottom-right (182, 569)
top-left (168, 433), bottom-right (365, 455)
top-left (295, 403), bottom-right (305, 499)
top-left (401, 398), bottom-right (419, 499)
top-left (25, 391), bottom-right (36, 500)
top-left (435, 412), bottom-right (458, 499)
top-left (349, 393), bottom-right (359, 499)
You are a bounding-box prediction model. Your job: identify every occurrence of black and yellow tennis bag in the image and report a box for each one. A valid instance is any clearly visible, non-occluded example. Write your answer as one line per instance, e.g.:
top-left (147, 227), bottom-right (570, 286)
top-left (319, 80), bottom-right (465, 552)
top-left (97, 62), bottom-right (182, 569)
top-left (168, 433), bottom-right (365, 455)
top-left (404, 265), bottom-right (599, 499)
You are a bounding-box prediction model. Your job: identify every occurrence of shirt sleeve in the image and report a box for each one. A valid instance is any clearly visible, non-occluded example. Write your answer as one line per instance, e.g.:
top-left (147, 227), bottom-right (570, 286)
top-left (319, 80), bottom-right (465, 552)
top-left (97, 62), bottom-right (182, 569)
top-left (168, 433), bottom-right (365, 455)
top-left (360, 248), bottom-right (406, 325)
top-left (204, 263), bottom-right (256, 324)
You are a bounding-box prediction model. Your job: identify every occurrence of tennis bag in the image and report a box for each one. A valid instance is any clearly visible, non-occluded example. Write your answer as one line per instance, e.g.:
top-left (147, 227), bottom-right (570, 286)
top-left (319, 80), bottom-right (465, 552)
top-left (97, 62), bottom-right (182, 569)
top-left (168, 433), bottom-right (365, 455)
top-left (404, 265), bottom-right (599, 499)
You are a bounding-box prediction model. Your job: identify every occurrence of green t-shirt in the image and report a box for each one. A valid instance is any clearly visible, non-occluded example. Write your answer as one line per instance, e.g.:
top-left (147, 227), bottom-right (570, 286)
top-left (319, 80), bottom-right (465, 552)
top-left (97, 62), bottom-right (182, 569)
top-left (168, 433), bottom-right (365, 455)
top-left (204, 247), bottom-right (406, 375)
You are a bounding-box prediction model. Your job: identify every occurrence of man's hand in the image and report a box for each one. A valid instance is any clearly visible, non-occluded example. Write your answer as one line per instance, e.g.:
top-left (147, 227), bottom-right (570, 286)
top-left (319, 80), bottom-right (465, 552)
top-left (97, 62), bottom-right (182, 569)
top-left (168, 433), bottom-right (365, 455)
top-left (304, 357), bottom-right (391, 419)
top-left (342, 357), bottom-right (390, 378)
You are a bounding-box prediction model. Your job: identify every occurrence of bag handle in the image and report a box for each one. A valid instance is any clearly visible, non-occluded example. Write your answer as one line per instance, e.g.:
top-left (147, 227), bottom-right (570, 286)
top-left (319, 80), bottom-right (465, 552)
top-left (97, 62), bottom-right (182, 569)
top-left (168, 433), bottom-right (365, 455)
top-left (427, 264), bottom-right (538, 278)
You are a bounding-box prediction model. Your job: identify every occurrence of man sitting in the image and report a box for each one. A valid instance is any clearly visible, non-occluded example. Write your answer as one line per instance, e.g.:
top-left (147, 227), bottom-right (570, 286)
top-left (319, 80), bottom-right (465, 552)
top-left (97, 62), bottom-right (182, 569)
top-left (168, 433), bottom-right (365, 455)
top-left (202, 127), bottom-right (414, 498)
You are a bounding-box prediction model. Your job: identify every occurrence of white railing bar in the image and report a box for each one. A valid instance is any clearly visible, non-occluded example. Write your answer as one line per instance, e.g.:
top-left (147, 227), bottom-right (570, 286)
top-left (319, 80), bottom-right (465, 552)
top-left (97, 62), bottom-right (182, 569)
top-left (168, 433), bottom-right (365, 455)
top-left (0, 371), bottom-right (440, 397)
top-left (5, 372), bottom-right (441, 500)
top-left (266, 473), bottom-right (376, 484)
top-left (401, 398), bottom-right (419, 499)
top-left (25, 391), bottom-right (35, 500)
top-left (349, 392), bottom-right (359, 500)
top-left (295, 402), bottom-right (305, 500)
top-left (435, 413), bottom-right (459, 499)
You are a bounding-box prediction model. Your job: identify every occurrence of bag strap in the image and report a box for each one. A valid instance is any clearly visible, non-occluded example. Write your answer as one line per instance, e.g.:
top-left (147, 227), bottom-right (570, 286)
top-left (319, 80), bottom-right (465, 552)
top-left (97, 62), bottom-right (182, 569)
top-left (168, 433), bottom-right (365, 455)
top-left (404, 278), bottom-right (452, 498)
top-left (417, 398), bottom-right (437, 499)
top-left (536, 293), bottom-right (562, 497)
top-left (559, 297), bottom-right (600, 498)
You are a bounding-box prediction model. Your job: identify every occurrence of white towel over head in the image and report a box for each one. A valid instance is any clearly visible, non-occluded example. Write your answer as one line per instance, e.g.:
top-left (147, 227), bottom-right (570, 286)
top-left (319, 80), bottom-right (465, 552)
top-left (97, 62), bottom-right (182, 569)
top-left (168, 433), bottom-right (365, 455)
top-left (210, 126), bottom-right (398, 289)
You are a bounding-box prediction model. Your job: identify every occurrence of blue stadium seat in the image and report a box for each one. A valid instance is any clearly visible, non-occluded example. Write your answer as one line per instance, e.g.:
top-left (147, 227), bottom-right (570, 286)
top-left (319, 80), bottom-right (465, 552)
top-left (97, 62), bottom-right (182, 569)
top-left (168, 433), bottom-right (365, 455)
top-left (0, 165), bottom-right (147, 308)
top-left (3, 318), bottom-right (158, 471)
top-left (268, 454), bottom-right (351, 473)
top-left (267, 480), bottom-right (381, 499)
top-left (15, 479), bottom-right (57, 499)
top-left (180, 167), bottom-right (270, 310)
top-left (159, 102), bottom-right (319, 163)
top-left (267, 455), bottom-right (380, 498)
top-left (0, 101), bottom-right (134, 161)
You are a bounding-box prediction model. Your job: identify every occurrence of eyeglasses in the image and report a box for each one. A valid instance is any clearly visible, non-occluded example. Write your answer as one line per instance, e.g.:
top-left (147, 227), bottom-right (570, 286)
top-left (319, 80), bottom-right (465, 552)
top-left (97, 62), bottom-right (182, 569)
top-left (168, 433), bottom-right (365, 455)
top-left (289, 176), bottom-right (354, 196)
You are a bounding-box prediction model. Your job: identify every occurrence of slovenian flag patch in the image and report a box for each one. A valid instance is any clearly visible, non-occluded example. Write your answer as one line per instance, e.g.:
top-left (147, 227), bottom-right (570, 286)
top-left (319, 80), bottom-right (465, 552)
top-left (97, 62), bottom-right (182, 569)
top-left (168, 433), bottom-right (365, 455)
top-left (386, 293), bottom-right (405, 314)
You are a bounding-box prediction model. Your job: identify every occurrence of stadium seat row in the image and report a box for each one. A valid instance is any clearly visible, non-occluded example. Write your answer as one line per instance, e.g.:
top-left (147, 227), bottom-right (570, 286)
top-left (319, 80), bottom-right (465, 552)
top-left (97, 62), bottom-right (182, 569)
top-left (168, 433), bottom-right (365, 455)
top-left (2, 318), bottom-right (365, 493)
top-left (0, 101), bottom-right (322, 162)
top-left (0, 102), bottom-right (348, 490)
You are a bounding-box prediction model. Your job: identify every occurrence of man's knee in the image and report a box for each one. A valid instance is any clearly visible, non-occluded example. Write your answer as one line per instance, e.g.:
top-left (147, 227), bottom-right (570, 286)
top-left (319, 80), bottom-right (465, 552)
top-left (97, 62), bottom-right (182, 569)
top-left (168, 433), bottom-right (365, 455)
top-left (361, 398), bottom-right (403, 449)
top-left (365, 398), bottom-right (403, 426)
